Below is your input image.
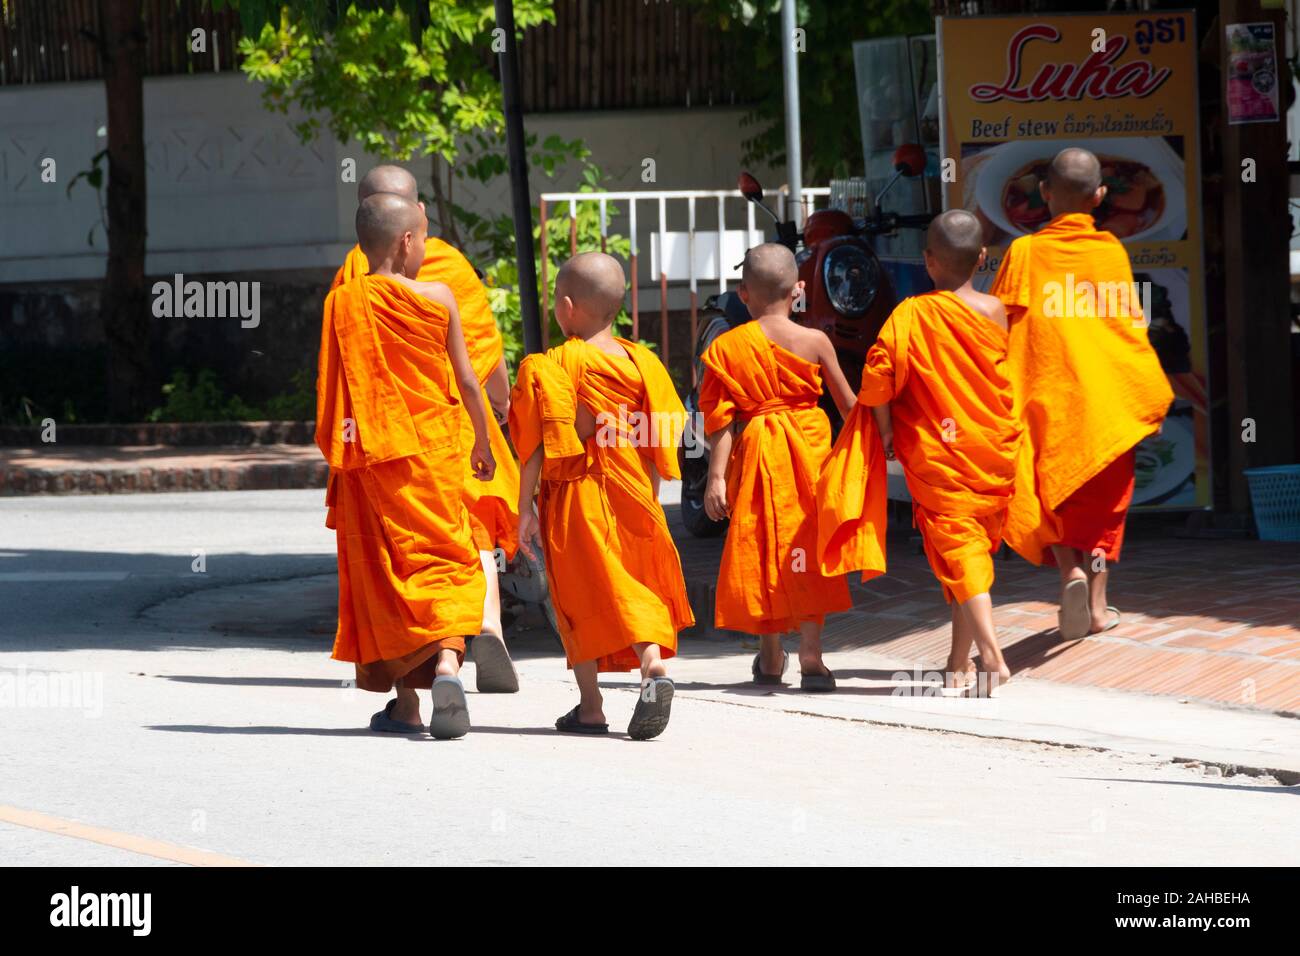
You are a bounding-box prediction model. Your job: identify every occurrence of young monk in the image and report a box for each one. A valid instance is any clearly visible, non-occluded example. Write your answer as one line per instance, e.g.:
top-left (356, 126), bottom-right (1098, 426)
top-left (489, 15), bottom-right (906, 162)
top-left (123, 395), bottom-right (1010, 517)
top-left (317, 192), bottom-right (496, 739)
top-left (510, 252), bottom-right (693, 739)
top-left (700, 243), bottom-right (857, 692)
top-left (990, 148), bottom-right (1172, 641)
top-left (825, 210), bottom-right (1022, 695)
top-left (333, 164), bottom-right (520, 694)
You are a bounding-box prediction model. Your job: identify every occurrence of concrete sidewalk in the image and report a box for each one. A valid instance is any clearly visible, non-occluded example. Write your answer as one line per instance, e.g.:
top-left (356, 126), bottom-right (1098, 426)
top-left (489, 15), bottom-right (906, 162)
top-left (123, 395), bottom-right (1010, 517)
top-left (141, 569), bottom-right (1300, 783)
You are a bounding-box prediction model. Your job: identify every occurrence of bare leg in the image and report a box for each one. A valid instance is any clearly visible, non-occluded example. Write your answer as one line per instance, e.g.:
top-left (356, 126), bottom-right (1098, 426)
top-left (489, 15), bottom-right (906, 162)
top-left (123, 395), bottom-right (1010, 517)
top-left (1052, 545), bottom-right (1087, 588)
top-left (945, 602), bottom-right (975, 690)
top-left (433, 647), bottom-right (460, 678)
top-left (1053, 545), bottom-right (1091, 641)
top-left (759, 633), bottom-right (786, 677)
top-left (798, 617), bottom-right (829, 676)
top-left (573, 660), bottom-right (605, 726)
top-left (1085, 559), bottom-right (1112, 632)
top-left (957, 592), bottom-right (1010, 696)
top-left (390, 679), bottom-right (421, 725)
top-left (634, 641), bottom-right (668, 680)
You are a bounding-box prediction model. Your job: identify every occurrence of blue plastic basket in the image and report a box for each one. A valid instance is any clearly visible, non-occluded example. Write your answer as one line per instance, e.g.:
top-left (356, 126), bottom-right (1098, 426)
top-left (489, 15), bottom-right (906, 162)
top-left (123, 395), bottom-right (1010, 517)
top-left (1244, 465), bottom-right (1300, 542)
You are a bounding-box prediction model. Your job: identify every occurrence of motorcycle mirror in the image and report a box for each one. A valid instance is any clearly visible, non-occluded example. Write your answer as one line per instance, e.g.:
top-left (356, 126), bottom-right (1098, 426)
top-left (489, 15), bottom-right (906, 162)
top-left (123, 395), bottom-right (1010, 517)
top-left (737, 172), bottom-right (764, 203)
top-left (893, 143), bottom-right (927, 178)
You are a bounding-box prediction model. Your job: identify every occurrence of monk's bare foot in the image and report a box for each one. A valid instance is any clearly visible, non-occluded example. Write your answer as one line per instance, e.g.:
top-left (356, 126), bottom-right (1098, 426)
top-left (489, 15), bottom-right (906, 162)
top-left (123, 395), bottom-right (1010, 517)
top-left (963, 667), bottom-right (1011, 698)
top-left (798, 654), bottom-right (830, 677)
top-left (943, 658), bottom-right (976, 690)
top-left (644, 661), bottom-right (669, 680)
top-left (578, 703), bottom-right (607, 725)
top-left (759, 642), bottom-right (786, 677)
top-left (391, 689), bottom-right (422, 725)
top-left (1088, 605), bottom-right (1119, 634)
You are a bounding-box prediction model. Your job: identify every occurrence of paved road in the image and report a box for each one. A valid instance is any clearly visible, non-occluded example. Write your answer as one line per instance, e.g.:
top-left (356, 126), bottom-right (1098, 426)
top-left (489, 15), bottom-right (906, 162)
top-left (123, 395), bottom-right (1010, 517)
top-left (1, 490), bottom-right (1296, 866)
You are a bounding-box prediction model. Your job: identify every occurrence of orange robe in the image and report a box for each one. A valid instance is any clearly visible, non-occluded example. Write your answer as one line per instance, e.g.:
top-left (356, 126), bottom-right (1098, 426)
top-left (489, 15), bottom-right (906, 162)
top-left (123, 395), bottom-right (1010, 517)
top-left (334, 238), bottom-right (519, 557)
top-left (316, 274), bottom-right (484, 691)
top-left (856, 291), bottom-right (1021, 603)
top-left (509, 337), bottom-right (694, 671)
top-left (990, 213), bottom-right (1172, 564)
top-left (699, 322), bottom-right (852, 633)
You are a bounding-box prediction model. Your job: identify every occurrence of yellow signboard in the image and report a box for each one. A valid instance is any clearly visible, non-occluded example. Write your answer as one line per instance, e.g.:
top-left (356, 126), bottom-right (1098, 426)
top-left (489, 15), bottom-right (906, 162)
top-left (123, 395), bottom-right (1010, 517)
top-left (937, 12), bottom-right (1209, 509)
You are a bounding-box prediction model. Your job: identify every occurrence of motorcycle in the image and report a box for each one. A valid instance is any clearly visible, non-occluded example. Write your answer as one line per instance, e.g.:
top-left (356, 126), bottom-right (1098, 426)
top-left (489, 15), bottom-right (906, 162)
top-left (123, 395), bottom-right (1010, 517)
top-left (677, 143), bottom-right (934, 538)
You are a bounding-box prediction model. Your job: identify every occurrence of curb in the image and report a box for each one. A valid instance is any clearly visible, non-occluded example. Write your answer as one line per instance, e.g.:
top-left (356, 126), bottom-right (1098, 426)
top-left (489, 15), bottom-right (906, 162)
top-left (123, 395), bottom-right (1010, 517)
top-left (0, 461), bottom-right (328, 496)
top-left (0, 421), bottom-right (315, 447)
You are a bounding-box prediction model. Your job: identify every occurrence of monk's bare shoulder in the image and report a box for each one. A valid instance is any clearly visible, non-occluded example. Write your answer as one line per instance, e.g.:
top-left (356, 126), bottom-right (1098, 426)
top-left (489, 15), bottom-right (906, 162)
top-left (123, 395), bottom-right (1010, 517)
top-left (966, 290), bottom-right (1008, 330)
top-left (408, 279), bottom-right (457, 313)
top-left (779, 321), bottom-right (831, 364)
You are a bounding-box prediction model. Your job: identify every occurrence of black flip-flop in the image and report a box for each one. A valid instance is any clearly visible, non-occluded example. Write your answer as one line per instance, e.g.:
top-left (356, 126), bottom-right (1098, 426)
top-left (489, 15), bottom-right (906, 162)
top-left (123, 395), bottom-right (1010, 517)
top-left (751, 648), bottom-right (789, 685)
top-left (369, 699), bottom-right (424, 735)
top-left (800, 669), bottom-right (837, 693)
top-left (628, 677), bottom-right (675, 740)
top-left (428, 675), bottom-right (471, 739)
top-left (554, 705), bottom-right (608, 735)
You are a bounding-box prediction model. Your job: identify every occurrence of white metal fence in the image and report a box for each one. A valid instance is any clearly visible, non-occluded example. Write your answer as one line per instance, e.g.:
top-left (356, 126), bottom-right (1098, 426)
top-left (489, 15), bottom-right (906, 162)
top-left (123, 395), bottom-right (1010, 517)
top-left (538, 186), bottom-right (830, 375)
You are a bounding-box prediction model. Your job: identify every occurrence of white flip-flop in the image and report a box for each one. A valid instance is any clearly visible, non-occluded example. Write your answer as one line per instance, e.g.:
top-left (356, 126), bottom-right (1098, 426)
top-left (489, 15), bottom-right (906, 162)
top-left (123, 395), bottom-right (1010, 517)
top-left (1059, 578), bottom-right (1090, 641)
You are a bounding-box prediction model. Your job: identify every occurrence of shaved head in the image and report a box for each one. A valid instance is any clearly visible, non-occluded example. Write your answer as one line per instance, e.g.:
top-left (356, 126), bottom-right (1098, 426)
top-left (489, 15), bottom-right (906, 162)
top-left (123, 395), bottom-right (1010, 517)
top-left (555, 252), bottom-right (627, 324)
top-left (355, 192), bottom-right (424, 260)
top-left (925, 209), bottom-right (984, 276)
top-left (1045, 147), bottom-right (1102, 199)
top-left (741, 243), bottom-right (798, 305)
top-left (358, 164), bottom-right (418, 202)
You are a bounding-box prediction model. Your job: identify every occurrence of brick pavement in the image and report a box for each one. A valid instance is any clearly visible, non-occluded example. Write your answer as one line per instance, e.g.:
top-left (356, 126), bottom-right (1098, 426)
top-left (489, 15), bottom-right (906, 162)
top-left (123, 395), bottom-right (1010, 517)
top-left (671, 517), bottom-right (1300, 715)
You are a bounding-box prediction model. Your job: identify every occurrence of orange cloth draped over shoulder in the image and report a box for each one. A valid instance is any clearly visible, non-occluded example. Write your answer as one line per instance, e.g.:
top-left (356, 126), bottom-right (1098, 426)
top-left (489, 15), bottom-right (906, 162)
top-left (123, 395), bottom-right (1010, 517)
top-left (334, 237), bottom-right (519, 557)
top-left (855, 291), bottom-right (1021, 603)
top-left (316, 274), bottom-right (484, 691)
top-left (989, 213), bottom-right (1172, 565)
top-left (508, 337), bottom-right (694, 672)
top-left (699, 321), bottom-right (852, 633)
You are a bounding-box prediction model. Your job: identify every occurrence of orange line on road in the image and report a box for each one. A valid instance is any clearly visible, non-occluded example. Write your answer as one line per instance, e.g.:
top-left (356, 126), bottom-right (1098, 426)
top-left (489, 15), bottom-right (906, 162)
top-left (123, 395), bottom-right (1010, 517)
top-left (0, 805), bottom-right (257, 867)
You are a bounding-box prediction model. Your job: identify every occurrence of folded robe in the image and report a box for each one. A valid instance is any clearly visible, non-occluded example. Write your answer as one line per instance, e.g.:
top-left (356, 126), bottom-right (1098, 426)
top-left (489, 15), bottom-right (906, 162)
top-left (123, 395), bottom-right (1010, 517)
top-left (509, 337), bottom-right (694, 672)
top-left (316, 275), bottom-right (484, 691)
top-left (849, 290), bottom-right (1022, 602)
top-left (335, 239), bottom-right (519, 558)
top-left (990, 213), bottom-right (1172, 565)
top-left (699, 321), bottom-right (852, 634)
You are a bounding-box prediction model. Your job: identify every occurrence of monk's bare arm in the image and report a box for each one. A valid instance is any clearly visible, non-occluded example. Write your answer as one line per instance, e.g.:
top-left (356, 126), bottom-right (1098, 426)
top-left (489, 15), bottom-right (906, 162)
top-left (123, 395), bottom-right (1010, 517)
top-left (517, 446), bottom-right (543, 560)
top-left (815, 331), bottom-right (857, 419)
top-left (426, 283), bottom-right (495, 481)
top-left (704, 424), bottom-right (733, 520)
top-left (486, 356), bottom-right (511, 422)
top-left (872, 404), bottom-right (895, 460)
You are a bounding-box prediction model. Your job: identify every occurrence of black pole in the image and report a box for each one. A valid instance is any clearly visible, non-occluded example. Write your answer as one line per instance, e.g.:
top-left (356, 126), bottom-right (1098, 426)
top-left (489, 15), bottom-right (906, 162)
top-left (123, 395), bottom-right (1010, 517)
top-left (495, 0), bottom-right (543, 355)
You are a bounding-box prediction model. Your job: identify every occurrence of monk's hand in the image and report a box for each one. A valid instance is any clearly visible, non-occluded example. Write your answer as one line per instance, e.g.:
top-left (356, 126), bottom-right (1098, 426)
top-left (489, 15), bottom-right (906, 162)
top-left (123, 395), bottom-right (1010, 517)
top-left (490, 396), bottom-right (510, 426)
top-left (704, 475), bottom-right (729, 521)
top-left (881, 430), bottom-right (895, 461)
top-left (518, 509), bottom-right (542, 561)
top-left (472, 441), bottom-right (496, 482)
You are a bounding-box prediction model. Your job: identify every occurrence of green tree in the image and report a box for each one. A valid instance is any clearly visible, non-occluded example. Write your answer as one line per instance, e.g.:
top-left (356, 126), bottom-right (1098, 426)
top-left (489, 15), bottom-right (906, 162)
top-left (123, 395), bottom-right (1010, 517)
top-left (692, 0), bottom-right (933, 183)
top-left (237, 0), bottom-right (633, 365)
top-left (237, 0), bottom-right (555, 246)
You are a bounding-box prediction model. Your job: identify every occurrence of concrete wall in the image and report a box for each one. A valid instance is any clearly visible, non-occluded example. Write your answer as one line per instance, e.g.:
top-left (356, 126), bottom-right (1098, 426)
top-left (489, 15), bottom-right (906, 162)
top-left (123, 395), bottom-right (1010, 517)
top-left (0, 71), bottom-right (772, 284)
top-left (0, 72), bottom-right (774, 419)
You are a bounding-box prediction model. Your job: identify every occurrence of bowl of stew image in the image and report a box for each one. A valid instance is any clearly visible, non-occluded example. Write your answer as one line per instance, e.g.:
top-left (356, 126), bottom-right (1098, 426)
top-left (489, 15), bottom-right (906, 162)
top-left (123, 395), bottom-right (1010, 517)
top-left (973, 137), bottom-right (1186, 243)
